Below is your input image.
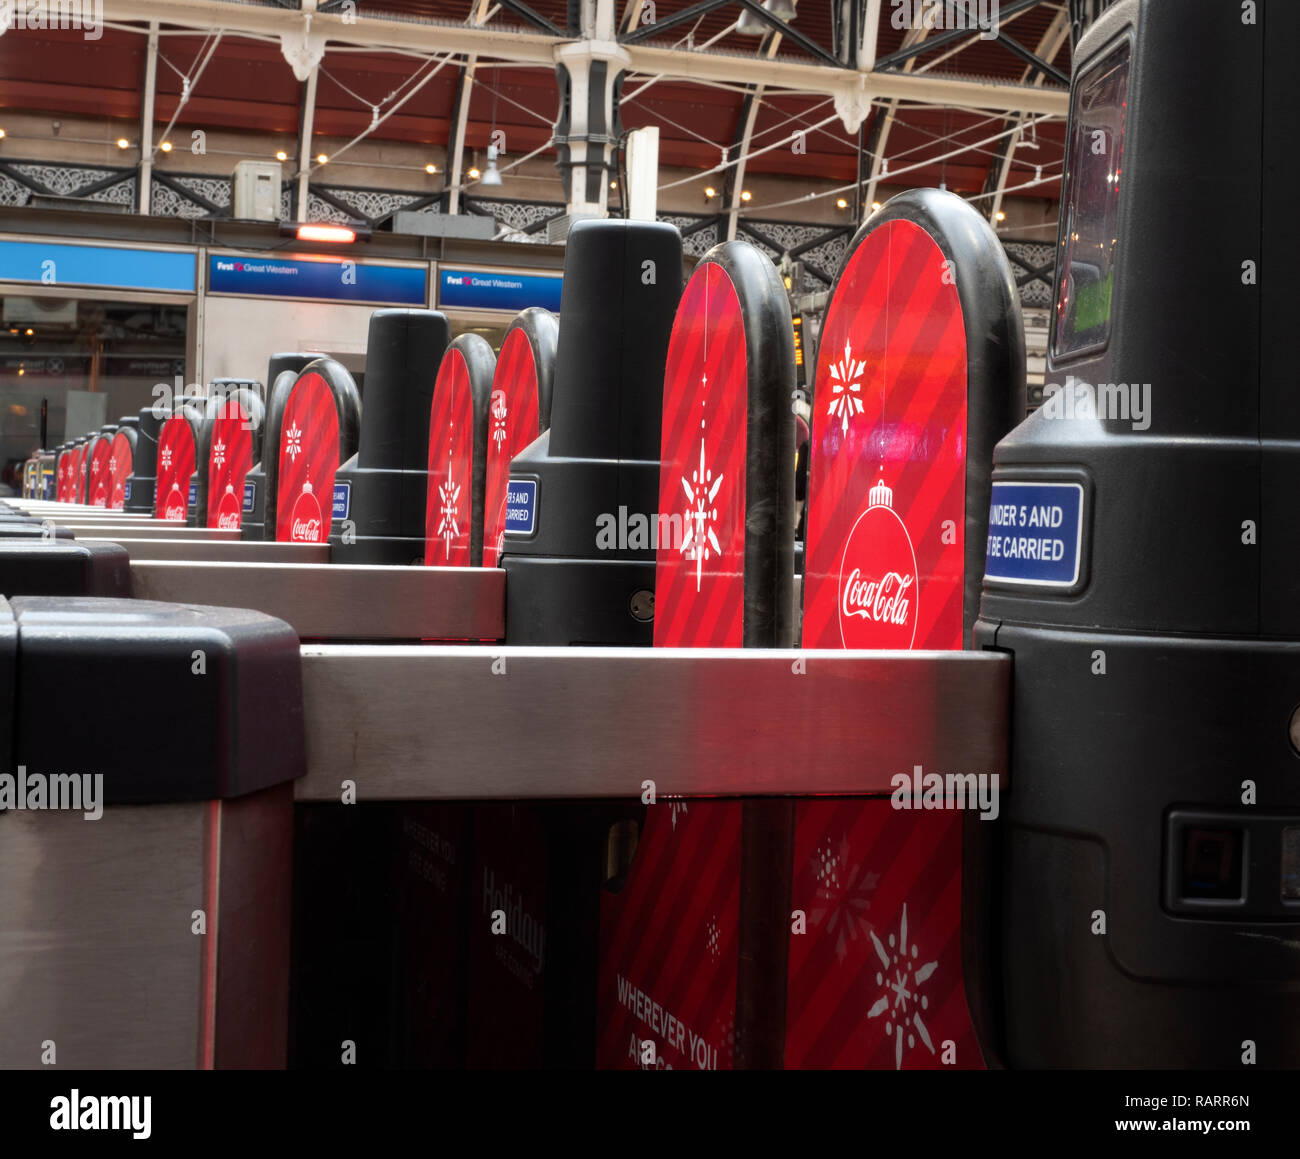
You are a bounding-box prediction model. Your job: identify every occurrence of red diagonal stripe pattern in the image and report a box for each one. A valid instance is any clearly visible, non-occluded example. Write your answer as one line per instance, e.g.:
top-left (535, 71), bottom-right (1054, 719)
top-left (425, 349), bottom-right (474, 567)
top-left (482, 329), bottom-right (540, 569)
top-left (788, 217), bottom-right (981, 1069)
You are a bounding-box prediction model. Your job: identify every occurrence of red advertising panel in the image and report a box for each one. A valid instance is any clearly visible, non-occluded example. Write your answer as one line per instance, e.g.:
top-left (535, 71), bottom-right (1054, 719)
top-left (207, 401), bottom-right (255, 530)
top-left (276, 372), bottom-right (339, 544)
top-left (56, 452), bottom-right (71, 503)
top-left (107, 432), bottom-right (133, 511)
top-left (597, 801), bottom-right (740, 1070)
top-left (155, 415), bottom-right (196, 522)
top-left (424, 347), bottom-right (474, 567)
top-left (787, 215), bottom-right (980, 1069)
top-left (481, 329), bottom-right (541, 569)
top-left (653, 261), bottom-right (748, 647)
top-left (465, 806), bottom-right (548, 1068)
top-left (88, 438), bottom-right (112, 507)
top-left (598, 256), bottom-right (755, 1071)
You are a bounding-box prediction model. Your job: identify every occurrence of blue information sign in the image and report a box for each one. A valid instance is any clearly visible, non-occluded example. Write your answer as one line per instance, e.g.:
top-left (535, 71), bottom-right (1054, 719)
top-left (984, 481), bottom-right (1084, 588)
top-left (208, 254), bottom-right (426, 305)
top-left (243, 480), bottom-right (256, 514)
top-left (0, 240), bottom-right (196, 292)
top-left (332, 481), bottom-right (350, 520)
top-left (438, 268), bottom-right (562, 313)
top-left (504, 479), bottom-right (537, 536)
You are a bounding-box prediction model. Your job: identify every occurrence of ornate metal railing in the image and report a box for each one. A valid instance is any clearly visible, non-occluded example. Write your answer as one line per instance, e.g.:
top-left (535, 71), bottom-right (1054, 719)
top-left (0, 159), bottom-right (1054, 307)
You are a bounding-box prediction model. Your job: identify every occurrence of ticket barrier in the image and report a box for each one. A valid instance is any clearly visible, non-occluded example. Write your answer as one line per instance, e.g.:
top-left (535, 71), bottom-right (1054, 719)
top-left (8, 0), bottom-right (1300, 1067)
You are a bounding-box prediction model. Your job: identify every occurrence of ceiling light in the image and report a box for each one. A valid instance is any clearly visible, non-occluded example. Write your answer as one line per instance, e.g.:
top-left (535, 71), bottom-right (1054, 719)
top-left (467, 167), bottom-right (481, 180)
top-left (995, 210), bottom-right (1006, 222)
top-left (835, 197), bottom-right (848, 209)
top-left (610, 180), bottom-right (618, 190)
top-left (0, 129), bottom-right (6, 140)
top-left (160, 141), bottom-right (172, 153)
top-left (480, 144), bottom-right (502, 187)
top-left (276, 150), bottom-right (288, 162)
top-left (738, 0), bottom-right (796, 35)
top-left (316, 153), bottom-right (328, 165)
top-left (740, 190), bottom-right (752, 202)
top-left (425, 163), bottom-right (437, 174)
top-left (704, 185), bottom-right (717, 198)
top-left (870, 201), bottom-right (882, 212)
top-left (116, 137), bottom-right (130, 149)
top-left (294, 223), bottom-right (358, 243)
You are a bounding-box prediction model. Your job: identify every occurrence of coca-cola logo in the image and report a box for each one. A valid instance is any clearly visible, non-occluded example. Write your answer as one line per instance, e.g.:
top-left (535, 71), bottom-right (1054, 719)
top-left (163, 484), bottom-right (186, 522)
top-left (837, 479), bottom-right (918, 649)
top-left (215, 486), bottom-right (241, 530)
top-left (289, 482), bottom-right (324, 543)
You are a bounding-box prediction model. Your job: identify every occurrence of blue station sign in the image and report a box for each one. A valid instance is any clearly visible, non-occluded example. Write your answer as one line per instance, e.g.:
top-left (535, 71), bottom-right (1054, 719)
top-left (208, 254), bottom-right (426, 305)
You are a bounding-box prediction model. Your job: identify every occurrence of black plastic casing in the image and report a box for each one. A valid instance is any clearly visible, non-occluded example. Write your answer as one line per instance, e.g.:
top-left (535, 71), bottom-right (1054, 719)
top-left (973, 0), bottom-right (1300, 1068)
top-left (331, 310), bottom-right (450, 565)
top-left (0, 596), bottom-right (305, 803)
top-left (502, 219), bottom-right (683, 645)
top-left (0, 540), bottom-right (131, 597)
top-left (124, 407), bottom-right (162, 514)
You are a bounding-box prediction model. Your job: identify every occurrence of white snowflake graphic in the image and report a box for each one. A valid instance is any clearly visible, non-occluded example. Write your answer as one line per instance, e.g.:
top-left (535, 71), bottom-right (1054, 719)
top-left (809, 836), bottom-right (878, 962)
top-left (491, 391), bottom-right (508, 450)
top-left (706, 916), bottom-right (721, 963)
top-left (437, 466), bottom-right (461, 553)
top-left (669, 801), bottom-right (689, 830)
top-left (827, 339), bottom-right (867, 435)
top-left (866, 903), bottom-right (938, 1069)
top-left (160, 446), bottom-right (172, 470)
top-left (107, 456), bottom-right (117, 474)
top-left (679, 435), bottom-right (724, 592)
top-left (285, 423), bottom-right (303, 462)
top-left (213, 439), bottom-right (226, 470)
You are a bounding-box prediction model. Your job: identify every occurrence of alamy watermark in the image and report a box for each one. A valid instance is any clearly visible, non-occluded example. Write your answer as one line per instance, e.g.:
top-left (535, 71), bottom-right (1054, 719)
top-left (890, 0), bottom-right (999, 40)
top-left (890, 764), bottom-right (1000, 821)
top-left (0, 766), bottom-right (103, 820)
top-left (0, 0), bottom-right (103, 39)
top-left (1041, 374), bottom-right (1151, 431)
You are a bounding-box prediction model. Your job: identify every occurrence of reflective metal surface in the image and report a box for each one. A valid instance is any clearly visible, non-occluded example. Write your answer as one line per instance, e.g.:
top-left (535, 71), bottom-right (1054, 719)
top-left (0, 784), bottom-right (293, 1069)
top-left (59, 523), bottom-right (241, 539)
top-left (295, 646), bottom-right (1010, 800)
top-left (131, 561), bottom-right (505, 640)
top-left (87, 537), bottom-right (331, 563)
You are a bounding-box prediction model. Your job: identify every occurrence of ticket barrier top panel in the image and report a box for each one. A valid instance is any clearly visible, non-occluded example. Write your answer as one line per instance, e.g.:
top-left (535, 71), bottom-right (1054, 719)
top-left (131, 560), bottom-right (505, 641)
top-left (88, 538), bottom-right (330, 563)
top-left (294, 646), bottom-right (1008, 801)
top-left (57, 523), bottom-right (241, 540)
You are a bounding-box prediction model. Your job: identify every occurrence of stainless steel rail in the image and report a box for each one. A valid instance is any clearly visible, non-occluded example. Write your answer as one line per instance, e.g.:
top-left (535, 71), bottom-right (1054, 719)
top-left (87, 537), bottom-right (330, 563)
top-left (296, 646), bottom-right (1010, 801)
top-left (131, 560), bottom-right (505, 640)
top-left (59, 523), bottom-right (241, 539)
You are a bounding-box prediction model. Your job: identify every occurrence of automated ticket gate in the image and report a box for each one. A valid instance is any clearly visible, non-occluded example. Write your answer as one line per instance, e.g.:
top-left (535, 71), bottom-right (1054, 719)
top-left (193, 381), bottom-right (265, 531)
top-left (974, 0), bottom-right (1300, 1068)
top-left (8, 0), bottom-right (1300, 1067)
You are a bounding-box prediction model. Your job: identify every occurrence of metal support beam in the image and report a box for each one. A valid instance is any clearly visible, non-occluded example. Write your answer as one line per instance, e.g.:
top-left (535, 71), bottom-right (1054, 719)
top-left (97, 0), bottom-right (1070, 117)
top-left (295, 65), bottom-right (319, 222)
top-left (874, 0), bottom-right (1048, 70)
top-left (295, 647), bottom-right (1010, 800)
top-left (726, 29), bottom-right (783, 241)
top-left (137, 21), bottom-right (159, 215)
top-left (985, 8), bottom-right (1071, 222)
top-left (620, 0), bottom-right (732, 44)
